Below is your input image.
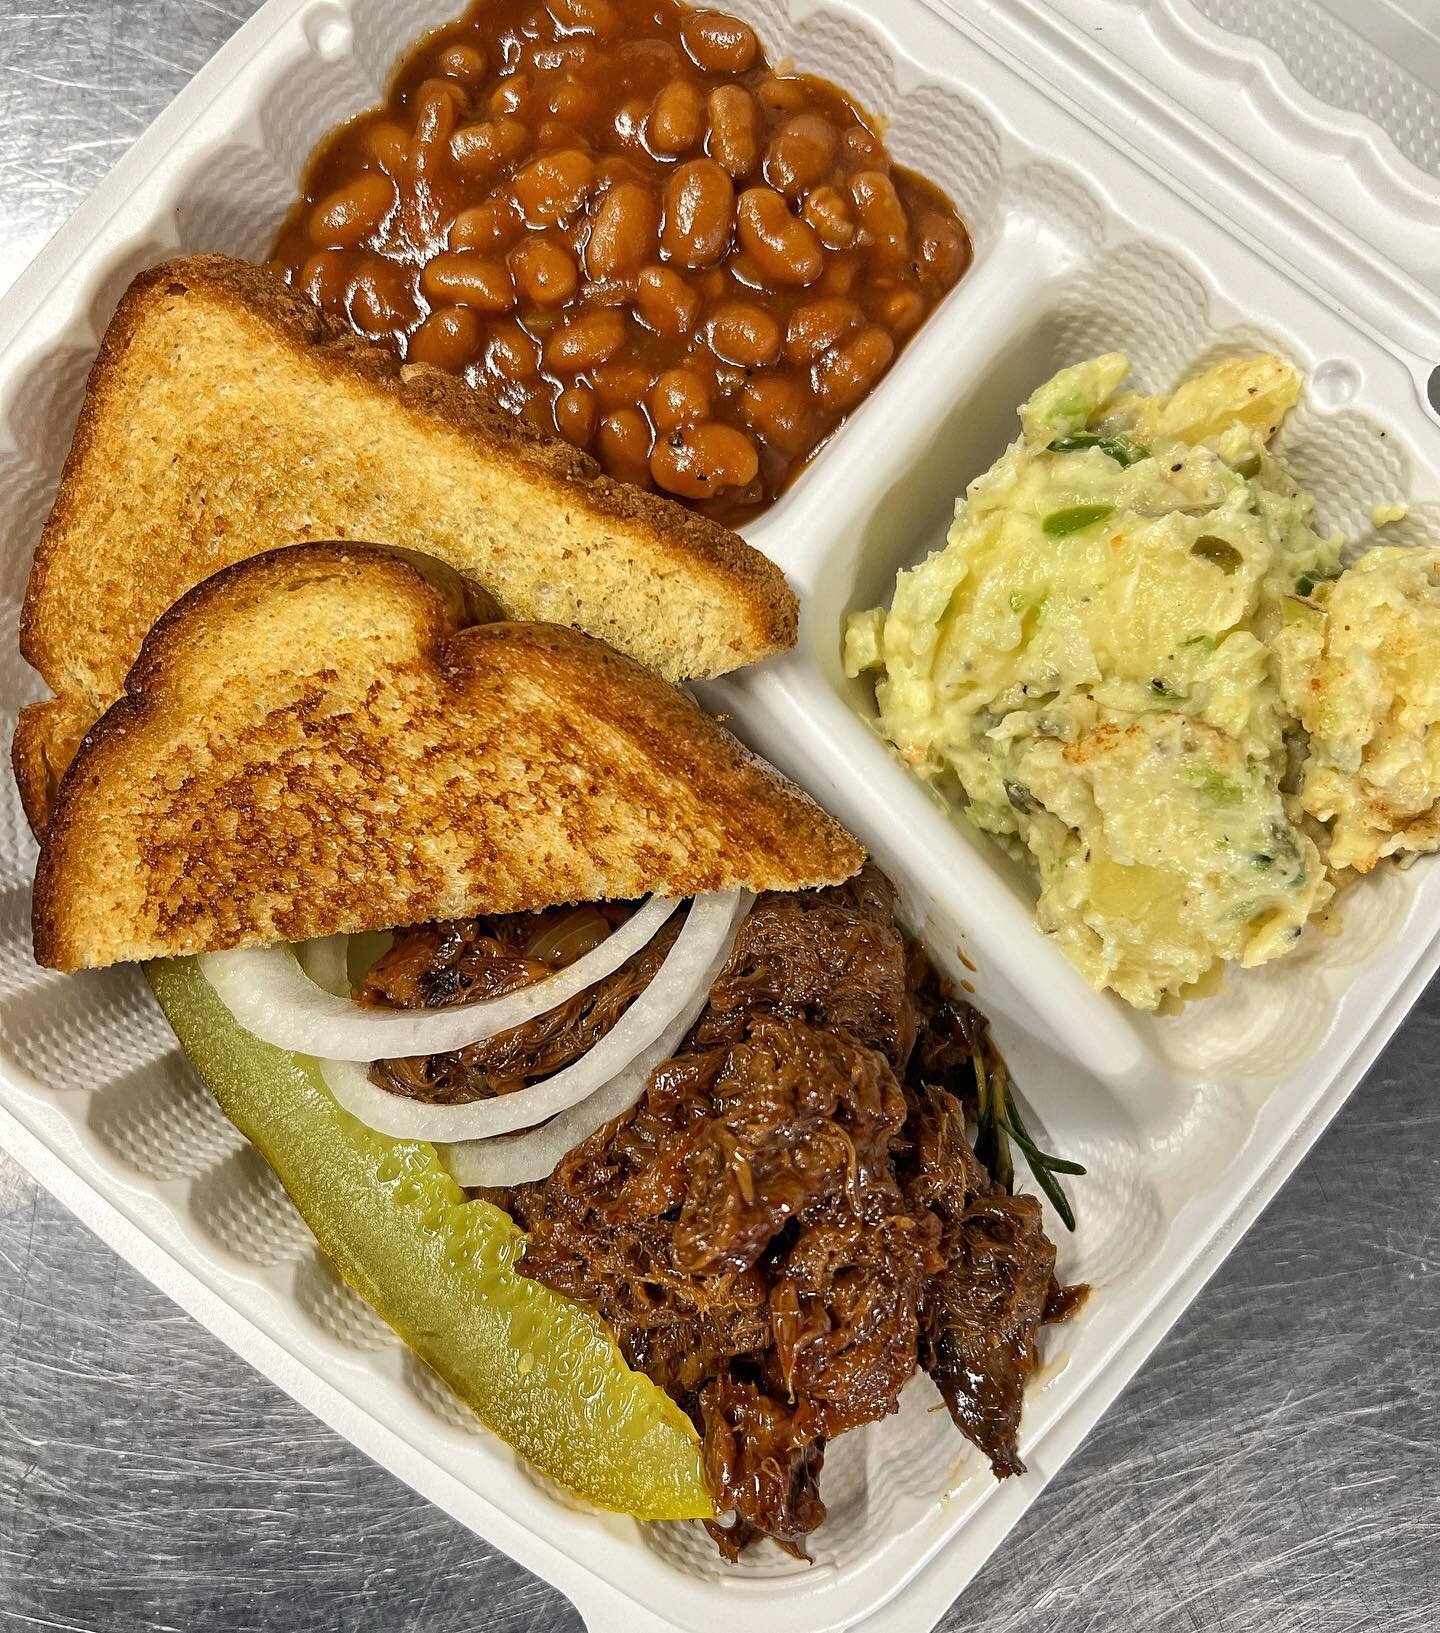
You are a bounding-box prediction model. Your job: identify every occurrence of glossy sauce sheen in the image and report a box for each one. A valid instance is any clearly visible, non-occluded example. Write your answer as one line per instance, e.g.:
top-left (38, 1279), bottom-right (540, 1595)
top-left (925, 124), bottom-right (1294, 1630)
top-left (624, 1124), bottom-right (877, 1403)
top-left (269, 0), bottom-right (973, 522)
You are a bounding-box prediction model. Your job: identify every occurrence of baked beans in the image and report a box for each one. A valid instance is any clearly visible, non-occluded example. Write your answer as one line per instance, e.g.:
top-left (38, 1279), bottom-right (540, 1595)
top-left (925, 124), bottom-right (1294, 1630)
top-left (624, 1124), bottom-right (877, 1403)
top-left (271, 0), bottom-right (972, 521)
top-left (554, 383), bottom-right (599, 447)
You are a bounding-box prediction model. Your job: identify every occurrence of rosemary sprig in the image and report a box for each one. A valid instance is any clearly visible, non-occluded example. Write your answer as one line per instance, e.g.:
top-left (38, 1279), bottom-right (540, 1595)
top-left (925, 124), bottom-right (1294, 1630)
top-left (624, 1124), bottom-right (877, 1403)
top-left (971, 1050), bottom-right (1013, 1194)
top-left (973, 1053), bottom-right (1085, 1231)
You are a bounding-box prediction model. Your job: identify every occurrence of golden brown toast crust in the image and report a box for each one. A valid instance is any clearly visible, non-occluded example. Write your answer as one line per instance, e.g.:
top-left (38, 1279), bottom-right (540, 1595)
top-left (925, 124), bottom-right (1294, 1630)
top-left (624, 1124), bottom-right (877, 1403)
top-left (33, 543), bottom-right (860, 971)
top-left (18, 256), bottom-right (799, 828)
top-left (12, 696), bottom-right (94, 837)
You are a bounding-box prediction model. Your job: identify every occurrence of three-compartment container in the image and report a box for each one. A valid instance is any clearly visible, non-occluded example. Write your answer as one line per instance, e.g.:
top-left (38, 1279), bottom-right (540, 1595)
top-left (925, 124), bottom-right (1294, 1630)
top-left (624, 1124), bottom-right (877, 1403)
top-left (0, 1), bottom-right (1437, 1628)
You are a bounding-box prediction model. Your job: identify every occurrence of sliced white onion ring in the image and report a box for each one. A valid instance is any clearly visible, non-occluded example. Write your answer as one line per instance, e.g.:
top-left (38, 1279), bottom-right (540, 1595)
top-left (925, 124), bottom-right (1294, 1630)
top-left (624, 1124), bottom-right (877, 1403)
top-left (317, 891), bottom-right (744, 1142)
top-left (199, 896), bottom-right (680, 1061)
top-left (442, 892), bottom-right (751, 1189)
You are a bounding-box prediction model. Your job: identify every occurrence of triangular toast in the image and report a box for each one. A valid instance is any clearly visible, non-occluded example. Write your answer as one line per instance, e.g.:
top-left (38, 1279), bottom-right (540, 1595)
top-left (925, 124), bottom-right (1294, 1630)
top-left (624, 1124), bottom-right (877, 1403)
top-left (17, 255), bottom-right (798, 830)
top-left (34, 543), bottom-right (860, 970)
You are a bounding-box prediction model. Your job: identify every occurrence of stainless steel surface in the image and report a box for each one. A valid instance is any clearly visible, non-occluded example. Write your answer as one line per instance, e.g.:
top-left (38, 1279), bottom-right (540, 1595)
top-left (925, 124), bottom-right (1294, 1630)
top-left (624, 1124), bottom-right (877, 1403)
top-left (1, 3), bottom-right (1437, 1628)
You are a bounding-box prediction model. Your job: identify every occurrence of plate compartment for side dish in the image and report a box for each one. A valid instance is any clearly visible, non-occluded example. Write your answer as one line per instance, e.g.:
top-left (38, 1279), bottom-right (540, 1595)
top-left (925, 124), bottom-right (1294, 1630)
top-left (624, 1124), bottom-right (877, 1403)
top-left (0, 2), bottom-right (1437, 1630)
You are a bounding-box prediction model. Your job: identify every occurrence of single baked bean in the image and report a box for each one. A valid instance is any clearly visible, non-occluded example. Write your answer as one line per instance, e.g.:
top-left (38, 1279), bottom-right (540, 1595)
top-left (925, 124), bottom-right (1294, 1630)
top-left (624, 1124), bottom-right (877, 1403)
top-left (613, 96), bottom-right (651, 149)
top-left (538, 119), bottom-right (589, 151)
top-left (784, 296), bottom-right (864, 363)
top-left (451, 118), bottom-right (529, 176)
top-left (635, 264), bottom-right (700, 337)
top-left (661, 160), bottom-right (735, 268)
top-left (651, 420), bottom-right (758, 498)
top-left (764, 114), bottom-right (838, 200)
top-left (679, 10), bottom-right (758, 73)
top-left (756, 78), bottom-right (806, 116)
top-left (595, 154), bottom-right (646, 188)
top-left (647, 79), bottom-right (705, 157)
top-left (543, 308), bottom-right (628, 370)
top-left (489, 75), bottom-right (531, 117)
top-left (590, 361), bottom-right (658, 409)
top-left (596, 408), bottom-right (653, 483)
top-left (707, 302), bottom-right (781, 368)
top-left (510, 237), bottom-right (579, 306)
top-left (412, 78), bottom-right (467, 143)
top-left (725, 251), bottom-right (764, 288)
top-left (436, 42), bottom-right (489, 85)
top-left (298, 249), bottom-right (350, 308)
top-left (309, 174), bottom-right (395, 248)
top-left (514, 149), bottom-right (596, 224)
top-left (916, 211), bottom-right (970, 285)
top-left (404, 86), bottom-right (463, 246)
top-left (739, 373), bottom-right (810, 456)
top-left (651, 368), bottom-right (711, 432)
top-left (548, 0), bottom-right (621, 35)
top-left (841, 125), bottom-right (887, 169)
top-left (873, 284), bottom-right (924, 335)
top-left (617, 36), bottom-right (679, 74)
top-left (554, 383), bottom-right (599, 447)
top-left (548, 75), bottom-right (597, 123)
top-left (421, 251), bottom-right (516, 311)
top-left (850, 170), bottom-right (910, 264)
top-left (348, 259), bottom-right (420, 335)
top-left (449, 196), bottom-right (523, 251)
top-left (736, 187), bottom-right (823, 286)
top-left (409, 305), bottom-right (484, 370)
top-left (706, 86), bottom-right (758, 180)
top-left (363, 118), bottom-right (411, 177)
top-left (818, 256), bottom-right (858, 296)
top-left (814, 325), bottom-right (894, 409)
top-left (800, 185), bottom-right (855, 249)
top-left (586, 183), bottom-right (660, 278)
top-left (488, 321), bottom-right (542, 381)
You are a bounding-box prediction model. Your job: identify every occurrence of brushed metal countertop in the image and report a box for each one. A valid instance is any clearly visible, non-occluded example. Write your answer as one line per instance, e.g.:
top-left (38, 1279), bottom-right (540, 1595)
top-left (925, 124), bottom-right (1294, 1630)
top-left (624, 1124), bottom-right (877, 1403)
top-left (0, 4), bottom-right (1436, 1628)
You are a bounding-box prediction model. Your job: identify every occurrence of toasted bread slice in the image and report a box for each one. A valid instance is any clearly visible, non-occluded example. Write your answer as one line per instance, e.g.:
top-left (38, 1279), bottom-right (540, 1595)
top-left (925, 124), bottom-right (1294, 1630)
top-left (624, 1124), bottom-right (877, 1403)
top-left (34, 543), bottom-right (860, 971)
top-left (17, 255), bottom-right (798, 830)
top-left (11, 696), bottom-right (94, 841)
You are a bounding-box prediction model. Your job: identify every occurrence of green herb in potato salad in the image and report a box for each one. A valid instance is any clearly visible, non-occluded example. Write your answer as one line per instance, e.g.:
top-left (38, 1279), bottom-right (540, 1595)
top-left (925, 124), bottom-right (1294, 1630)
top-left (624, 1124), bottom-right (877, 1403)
top-left (845, 351), bottom-right (1440, 1010)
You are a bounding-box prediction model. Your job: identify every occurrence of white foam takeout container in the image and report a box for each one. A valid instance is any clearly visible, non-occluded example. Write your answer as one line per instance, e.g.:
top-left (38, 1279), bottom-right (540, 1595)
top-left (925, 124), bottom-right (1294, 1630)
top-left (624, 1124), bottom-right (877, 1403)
top-left (1, 1), bottom-right (1437, 1628)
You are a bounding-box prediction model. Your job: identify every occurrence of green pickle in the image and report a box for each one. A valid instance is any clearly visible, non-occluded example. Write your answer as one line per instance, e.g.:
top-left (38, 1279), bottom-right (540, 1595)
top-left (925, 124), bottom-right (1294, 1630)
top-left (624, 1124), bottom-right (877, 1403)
top-left (146, 958), bottom-right (712, 1521)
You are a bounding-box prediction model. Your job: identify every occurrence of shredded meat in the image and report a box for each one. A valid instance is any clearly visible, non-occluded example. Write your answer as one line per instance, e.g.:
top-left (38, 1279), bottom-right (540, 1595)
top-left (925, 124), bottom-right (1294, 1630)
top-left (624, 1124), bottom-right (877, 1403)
top-left (362, 905), bottom-right (675, 1103)
top-left (901, 1080), bottom-right (1062, 1477)
top-left (370, 867), bottom-right (1085, 1556)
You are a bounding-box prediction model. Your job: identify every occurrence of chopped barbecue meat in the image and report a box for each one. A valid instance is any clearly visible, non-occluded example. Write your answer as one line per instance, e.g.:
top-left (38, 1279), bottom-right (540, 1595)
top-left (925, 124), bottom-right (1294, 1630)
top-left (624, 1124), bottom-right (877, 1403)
top-left (363, 907), bottom-right (676, 1104)
top-left (371, 865), bottom-right (1085, 1555)
top-left (918, 1192), bottom-right (1059, 1478)
top-left (691, 870), bottom-right (921, 1065)
top-left (699, 1372), bottom-right (827, 1560)
top-left (767, 1198), bottom-right (941, 1437)
top-left (669, 1017), bottom-right (914, 1278)
top-left (900, 1078), bottom-right (1068, 1476)
top-left (362, 921), bottom-right (550, 1011)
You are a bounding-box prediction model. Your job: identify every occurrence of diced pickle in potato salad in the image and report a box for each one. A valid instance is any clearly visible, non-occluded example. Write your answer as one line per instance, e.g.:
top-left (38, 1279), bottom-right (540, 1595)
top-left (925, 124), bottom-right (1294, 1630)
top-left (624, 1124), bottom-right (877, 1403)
top-left (846, 351), bottom-right (1440, 1010)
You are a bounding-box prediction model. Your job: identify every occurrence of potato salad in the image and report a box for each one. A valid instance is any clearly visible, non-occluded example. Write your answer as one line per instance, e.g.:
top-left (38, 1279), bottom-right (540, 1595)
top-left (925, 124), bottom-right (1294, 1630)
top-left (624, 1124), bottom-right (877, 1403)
top-left (846, 351), bottom-right (1440, 1010)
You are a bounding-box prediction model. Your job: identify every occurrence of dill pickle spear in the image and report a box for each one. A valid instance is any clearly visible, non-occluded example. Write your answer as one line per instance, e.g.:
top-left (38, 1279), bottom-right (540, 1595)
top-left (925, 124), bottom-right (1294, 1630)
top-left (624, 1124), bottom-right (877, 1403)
top-left (145, 958), bottom-right (711, 1521)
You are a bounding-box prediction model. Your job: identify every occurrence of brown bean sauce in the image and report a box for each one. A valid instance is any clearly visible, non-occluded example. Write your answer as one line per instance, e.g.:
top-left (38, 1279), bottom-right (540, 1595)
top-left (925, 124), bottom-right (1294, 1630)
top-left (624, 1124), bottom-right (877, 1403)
top-left (269, 0), bottom-right (973, 523)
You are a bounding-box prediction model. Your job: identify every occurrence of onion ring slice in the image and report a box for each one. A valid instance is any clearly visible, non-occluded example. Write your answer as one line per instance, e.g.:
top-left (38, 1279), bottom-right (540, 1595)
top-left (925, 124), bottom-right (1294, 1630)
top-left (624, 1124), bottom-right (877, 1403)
top-left (316, 892), bottom-right (743, 1142)
top-left (443, 893), bottom-right (751, 1188)
top-left (198, 896), bottom-right (680, 1060)
top-left (297, 935), bottom-right (349, 997)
